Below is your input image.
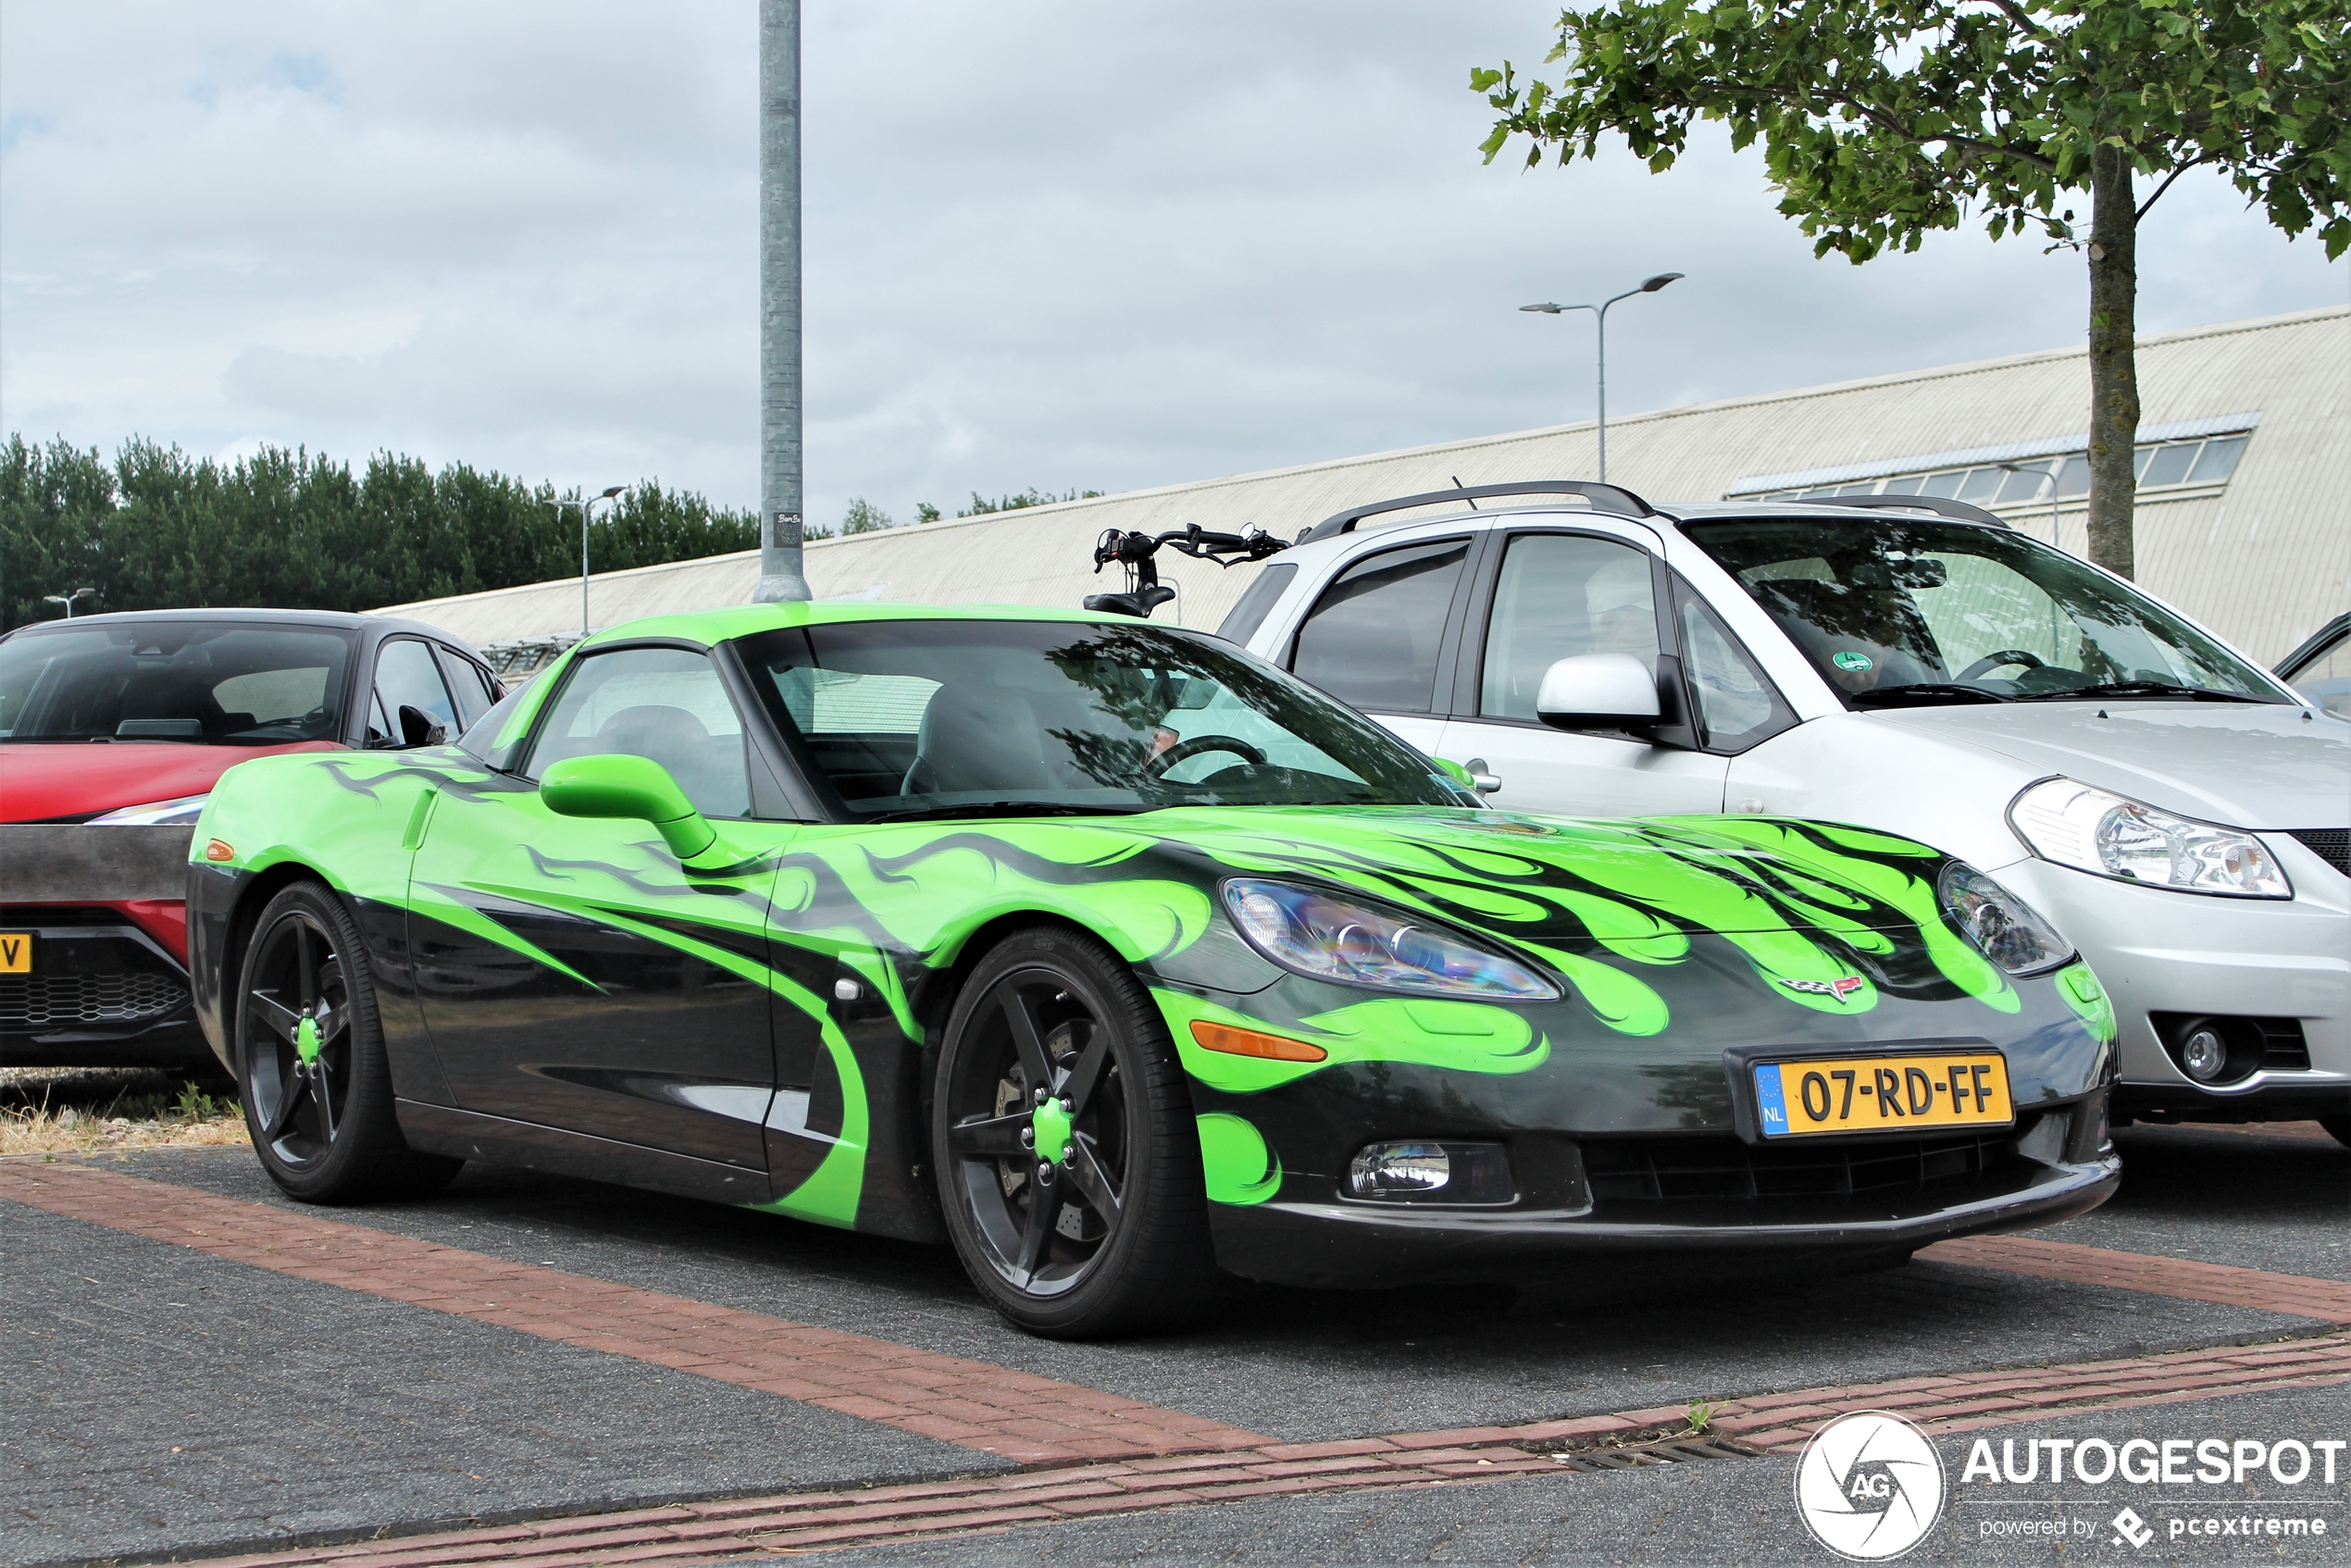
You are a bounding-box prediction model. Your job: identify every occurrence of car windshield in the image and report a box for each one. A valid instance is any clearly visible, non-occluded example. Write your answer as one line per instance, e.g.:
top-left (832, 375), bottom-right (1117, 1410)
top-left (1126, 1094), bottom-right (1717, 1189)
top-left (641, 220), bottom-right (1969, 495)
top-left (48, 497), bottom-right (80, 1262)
top-left (0, 622), bottom-right (356, 744)
top-left (1681, 518), bottom-right (2287, 708)
top-left (740, 618), bottom-right (1462, 818)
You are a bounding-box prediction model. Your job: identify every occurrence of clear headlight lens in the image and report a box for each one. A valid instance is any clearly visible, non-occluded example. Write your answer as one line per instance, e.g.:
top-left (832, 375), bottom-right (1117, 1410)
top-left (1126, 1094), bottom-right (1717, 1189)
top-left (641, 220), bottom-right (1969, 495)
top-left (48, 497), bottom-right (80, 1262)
top-left (1935, 863), bottom-right (2073, 976)
top-left (87, 794), bottom-right (210, 827)
top-left (1220, 878), bottom-right (1559, 999)
top-left (2009, 778), bottom-right (2291, 899)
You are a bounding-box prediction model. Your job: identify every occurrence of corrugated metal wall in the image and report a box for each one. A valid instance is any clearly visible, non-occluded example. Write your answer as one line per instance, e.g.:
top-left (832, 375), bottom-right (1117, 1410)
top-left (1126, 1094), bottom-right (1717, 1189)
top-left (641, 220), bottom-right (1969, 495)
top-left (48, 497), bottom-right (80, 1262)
top-left (379, 307), bottom-right (2347, 664)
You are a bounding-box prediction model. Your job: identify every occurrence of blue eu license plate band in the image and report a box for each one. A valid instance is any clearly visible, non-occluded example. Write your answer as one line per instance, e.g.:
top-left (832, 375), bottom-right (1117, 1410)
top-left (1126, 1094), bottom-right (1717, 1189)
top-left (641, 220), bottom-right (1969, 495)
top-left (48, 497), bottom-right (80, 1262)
top-left (1752, 1063), bottom-right (1793, 1137)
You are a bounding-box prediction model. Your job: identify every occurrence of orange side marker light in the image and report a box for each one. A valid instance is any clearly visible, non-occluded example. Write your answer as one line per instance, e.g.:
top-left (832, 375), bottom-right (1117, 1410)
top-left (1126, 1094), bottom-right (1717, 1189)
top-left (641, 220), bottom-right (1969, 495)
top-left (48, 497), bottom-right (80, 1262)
top-left (1189, 1020), bottom-right (1326, 1063)
top-left (204, 840), bottom-right (235, 862)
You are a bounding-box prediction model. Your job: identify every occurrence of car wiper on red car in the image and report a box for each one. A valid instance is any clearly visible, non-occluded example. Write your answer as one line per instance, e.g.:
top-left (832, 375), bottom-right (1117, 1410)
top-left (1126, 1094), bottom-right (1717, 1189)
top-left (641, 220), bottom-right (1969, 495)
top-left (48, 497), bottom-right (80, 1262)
top-left (862, 802), bottom-right (1149, 823)
top-left (2015, 680), bottom-right (2265, 703)
top-left (1849, 683), bottom-right (2012, 708)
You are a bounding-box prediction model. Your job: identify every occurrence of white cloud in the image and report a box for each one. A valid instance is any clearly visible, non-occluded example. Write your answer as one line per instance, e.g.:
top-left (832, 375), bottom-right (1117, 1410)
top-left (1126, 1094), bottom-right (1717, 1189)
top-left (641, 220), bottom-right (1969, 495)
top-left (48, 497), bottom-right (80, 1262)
top-left (2, 0), bottom-right (2340, 536)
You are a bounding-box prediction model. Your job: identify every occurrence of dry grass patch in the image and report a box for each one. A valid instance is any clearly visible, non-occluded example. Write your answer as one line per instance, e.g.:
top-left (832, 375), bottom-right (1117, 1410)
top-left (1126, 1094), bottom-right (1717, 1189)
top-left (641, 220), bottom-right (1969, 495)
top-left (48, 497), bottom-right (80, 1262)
top-left (0, 1065), bottom-right (248, 1155)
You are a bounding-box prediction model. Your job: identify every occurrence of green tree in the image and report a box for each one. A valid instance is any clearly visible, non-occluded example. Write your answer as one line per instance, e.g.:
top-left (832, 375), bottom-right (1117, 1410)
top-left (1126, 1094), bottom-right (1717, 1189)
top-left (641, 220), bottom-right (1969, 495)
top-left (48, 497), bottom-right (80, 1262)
top-left (0, 434), bottom-right (760, 631)
top-left (958, 487), bottom-right (1104, 517)
top-left (840, 497), bottom-right (895, 534)
top-left (1474, 0), bottom-right (2350, 579)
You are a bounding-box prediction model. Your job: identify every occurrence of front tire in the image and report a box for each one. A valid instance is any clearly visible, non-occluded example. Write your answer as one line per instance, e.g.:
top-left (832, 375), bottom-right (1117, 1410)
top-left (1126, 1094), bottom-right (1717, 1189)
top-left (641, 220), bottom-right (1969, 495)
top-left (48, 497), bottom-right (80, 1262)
top-left (932, 927), bottom-right (1214, 1338)
top-left (236, 879), bottom-right (461, 1202)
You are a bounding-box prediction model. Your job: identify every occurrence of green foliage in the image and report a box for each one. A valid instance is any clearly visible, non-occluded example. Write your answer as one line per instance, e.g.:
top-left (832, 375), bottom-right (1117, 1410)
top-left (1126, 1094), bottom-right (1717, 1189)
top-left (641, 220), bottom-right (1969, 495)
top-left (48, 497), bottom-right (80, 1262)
top-left (914, 502), bottom-right (943, 524)
top-left (1474, 0), bottom-right (2351, 263)
top-left (840, 496), bottom-right (895, 534)
top-left (0, 435), bottom-right (759, 631)
top-left (958, 487), bottom-right (1105, 517)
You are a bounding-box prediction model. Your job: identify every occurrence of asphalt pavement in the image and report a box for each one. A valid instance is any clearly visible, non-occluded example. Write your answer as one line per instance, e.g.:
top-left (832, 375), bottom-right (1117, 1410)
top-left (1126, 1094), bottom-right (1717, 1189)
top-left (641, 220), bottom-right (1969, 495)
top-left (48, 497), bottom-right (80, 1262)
top-left (5, 1121), bottom-right (2345, 1568)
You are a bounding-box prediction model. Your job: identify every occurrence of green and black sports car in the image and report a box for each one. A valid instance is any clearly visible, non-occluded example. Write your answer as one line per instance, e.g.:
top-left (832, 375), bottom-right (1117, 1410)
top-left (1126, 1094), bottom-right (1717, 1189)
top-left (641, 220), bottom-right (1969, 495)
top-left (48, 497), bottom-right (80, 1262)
top-left (188, 604), bottom-right (2119, 1337)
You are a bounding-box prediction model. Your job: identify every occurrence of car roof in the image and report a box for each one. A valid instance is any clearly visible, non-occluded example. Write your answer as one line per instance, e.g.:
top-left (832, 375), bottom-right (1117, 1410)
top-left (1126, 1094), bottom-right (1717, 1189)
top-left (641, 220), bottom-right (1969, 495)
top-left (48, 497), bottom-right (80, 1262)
top-left (581, 600), bottom-right (1147, 653)
top-left (0, 606), bottom-right (485, 653)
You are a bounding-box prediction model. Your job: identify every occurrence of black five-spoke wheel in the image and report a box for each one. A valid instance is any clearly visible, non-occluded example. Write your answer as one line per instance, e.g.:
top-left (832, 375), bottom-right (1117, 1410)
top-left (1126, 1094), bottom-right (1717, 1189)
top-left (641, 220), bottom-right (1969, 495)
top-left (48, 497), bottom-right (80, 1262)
top-left (934, 927), bottom-right (1213, 1338)
top-left (236, 879), bottom-right (461, 1202)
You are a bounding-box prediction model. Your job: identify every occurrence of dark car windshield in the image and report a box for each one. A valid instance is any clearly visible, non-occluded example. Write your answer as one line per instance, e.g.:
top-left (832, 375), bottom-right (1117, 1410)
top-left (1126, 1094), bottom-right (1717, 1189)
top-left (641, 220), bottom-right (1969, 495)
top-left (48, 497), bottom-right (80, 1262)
top-left (0, 622), bottom-right (356, 744)
top-left (1681, 518), bottom-right (2286, 708)
top-left (739, 618), bottom-right (1463, 819)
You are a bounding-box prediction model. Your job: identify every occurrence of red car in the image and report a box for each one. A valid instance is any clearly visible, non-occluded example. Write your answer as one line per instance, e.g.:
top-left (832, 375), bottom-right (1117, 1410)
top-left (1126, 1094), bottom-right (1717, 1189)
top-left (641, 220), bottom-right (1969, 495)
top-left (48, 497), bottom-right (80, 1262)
top-left (1, 609), bottom-right (501, 1066)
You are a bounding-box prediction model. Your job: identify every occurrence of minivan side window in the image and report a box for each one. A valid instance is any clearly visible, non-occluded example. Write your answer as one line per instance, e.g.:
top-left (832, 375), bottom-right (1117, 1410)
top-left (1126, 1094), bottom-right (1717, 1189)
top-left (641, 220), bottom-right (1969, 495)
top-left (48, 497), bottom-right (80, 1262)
top-left (1215, 562), bottom-right (1298, 645)
top-left (1478, 533), bottom-right (1660, 722)
top-left (1675, 588), bottom-right (1795, 752)
top-left (1290, 540), bottom-right (1469, 714)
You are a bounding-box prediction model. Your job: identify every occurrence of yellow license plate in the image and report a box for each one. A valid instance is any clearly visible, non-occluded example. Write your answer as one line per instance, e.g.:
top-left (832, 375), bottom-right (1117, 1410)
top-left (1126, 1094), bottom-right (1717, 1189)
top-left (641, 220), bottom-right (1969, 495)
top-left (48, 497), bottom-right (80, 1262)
top-left (0, 933), bottom-right (29, 973)
top-left (1754, 1053), bottom-right (2011, 1138)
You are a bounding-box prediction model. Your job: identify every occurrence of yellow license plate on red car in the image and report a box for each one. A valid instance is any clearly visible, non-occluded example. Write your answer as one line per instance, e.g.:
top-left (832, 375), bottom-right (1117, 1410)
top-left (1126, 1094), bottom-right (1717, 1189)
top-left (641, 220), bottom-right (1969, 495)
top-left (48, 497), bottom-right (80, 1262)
top-left (1754, 1053), bottom-right (2011, 1138)
top-left (0, 933), bottom-right (29, 973)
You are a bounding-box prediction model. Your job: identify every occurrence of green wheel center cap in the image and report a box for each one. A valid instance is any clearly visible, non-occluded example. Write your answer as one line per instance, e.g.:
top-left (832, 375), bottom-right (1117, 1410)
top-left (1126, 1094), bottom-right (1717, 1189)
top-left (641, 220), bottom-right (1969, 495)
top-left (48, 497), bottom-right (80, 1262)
top-left (295, 1015), bottom-right (321, 1064)
top-left (1031, 1098), bottom-right (1074, 1165)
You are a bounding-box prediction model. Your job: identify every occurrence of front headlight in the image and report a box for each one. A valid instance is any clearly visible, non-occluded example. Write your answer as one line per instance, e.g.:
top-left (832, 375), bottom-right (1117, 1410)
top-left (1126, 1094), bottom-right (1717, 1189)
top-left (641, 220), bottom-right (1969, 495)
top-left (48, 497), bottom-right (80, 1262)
top-left (1936, 863), bottom-right (2073, 976)
top-left (2009, 778), bottom-right (2291, 899)
top-left (1220, 878), bottom-right (1560, 1000)
top-left (87, 794), bottom-right (210, 827)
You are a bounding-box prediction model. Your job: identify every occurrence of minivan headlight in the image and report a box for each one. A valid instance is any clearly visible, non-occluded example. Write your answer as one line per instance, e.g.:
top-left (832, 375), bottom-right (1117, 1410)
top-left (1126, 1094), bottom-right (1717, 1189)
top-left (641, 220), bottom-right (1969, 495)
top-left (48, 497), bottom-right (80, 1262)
top-left (2009, 778), bottom-right (2290, 899)
top-left (1935, 863), bottom-right (2072, 976)
top-left (1220, 878), bottom-right (1560, 999)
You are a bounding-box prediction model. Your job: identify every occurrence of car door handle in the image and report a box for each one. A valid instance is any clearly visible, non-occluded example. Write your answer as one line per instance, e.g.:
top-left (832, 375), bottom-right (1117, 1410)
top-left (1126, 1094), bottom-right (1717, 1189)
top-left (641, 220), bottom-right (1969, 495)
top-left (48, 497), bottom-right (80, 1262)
top-left (1462, 757), bottom-right (1503, 794)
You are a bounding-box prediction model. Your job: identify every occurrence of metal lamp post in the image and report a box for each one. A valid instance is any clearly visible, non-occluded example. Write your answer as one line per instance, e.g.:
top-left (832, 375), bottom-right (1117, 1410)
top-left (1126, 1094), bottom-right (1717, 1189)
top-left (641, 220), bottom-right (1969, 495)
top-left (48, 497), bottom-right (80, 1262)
top-left (550, 487), bottom-right (628, 638)
top-left (43, 587), bottom-right (97, 618)
top-left (1520, 271), bottom-right (1684, 484)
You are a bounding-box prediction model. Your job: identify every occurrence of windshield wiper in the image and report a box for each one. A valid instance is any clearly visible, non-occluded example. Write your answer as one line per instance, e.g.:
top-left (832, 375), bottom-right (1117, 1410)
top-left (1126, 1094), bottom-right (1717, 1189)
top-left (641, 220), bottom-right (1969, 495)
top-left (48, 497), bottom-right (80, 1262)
top-left (862, 802), bottom-right (1148, 823)
top-left (2016, 680), bottom-right (2265, 703)
top-left (1849, 683), bottom-right (2012, 708)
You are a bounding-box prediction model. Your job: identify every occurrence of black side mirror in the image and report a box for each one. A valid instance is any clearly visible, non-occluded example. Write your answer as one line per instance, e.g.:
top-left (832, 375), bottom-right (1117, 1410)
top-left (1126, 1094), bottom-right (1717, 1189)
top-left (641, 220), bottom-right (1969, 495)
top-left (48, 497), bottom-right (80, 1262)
top-left (398, 704), bottom-right (448, 748)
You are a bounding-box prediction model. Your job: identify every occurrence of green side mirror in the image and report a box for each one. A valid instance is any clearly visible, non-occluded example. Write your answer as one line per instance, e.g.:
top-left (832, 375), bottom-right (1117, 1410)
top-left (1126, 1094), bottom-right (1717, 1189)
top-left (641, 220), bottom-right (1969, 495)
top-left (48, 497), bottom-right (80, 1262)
top-left (541, 753), bottom-right (717, 861)
top-left (1432, 756), bottom-right (1476, 791)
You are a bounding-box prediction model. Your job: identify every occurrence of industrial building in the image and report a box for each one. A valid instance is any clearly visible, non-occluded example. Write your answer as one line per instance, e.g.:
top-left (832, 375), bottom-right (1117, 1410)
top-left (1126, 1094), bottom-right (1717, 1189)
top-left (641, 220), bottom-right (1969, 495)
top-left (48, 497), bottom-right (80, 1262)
top-left (380, 305), bottom-right (2346, 666)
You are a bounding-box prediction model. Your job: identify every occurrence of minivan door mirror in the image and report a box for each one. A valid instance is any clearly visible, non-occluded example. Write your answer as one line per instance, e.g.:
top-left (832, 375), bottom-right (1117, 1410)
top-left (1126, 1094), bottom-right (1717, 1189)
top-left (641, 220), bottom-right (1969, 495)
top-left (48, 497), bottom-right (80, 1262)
top-left (1535, 654), bottom-right (1661, 733)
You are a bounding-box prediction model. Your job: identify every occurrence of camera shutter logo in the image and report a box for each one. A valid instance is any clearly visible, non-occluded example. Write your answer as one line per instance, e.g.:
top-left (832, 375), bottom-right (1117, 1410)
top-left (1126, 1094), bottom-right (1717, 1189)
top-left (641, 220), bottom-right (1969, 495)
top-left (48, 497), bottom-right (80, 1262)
top-left (1794, 1411), bottom-right (1947, 1561)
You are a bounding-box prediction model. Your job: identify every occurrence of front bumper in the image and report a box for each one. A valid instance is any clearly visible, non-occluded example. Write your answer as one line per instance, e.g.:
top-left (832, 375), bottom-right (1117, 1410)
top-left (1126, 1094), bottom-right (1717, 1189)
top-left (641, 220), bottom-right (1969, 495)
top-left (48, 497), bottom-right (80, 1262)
top-left (1208, 1102), bottom-right (2119, 1288)
top-left (0, 903), bottom-right (206, 1067)
top-left (1993, 852), bottom-right (2349, 1122)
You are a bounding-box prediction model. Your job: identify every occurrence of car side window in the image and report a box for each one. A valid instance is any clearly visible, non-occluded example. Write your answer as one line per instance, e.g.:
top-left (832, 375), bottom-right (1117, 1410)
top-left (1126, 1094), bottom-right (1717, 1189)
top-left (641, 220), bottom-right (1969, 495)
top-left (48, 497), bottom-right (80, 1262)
top-left (523, 646), bottom-right (751, 820)
top-left (1676, 590), bottom-right (1795, 752)
top-left (372, 638), bottom-right (459, 747)
top-left (1478, 533), bottom-right (1660, 721)
top-left (1290, 539), bottom-right (1470, 714)
top-left (2286, 631), bottom-right (2351, 721)
top-left (434, 646), bottom-right (499, 727)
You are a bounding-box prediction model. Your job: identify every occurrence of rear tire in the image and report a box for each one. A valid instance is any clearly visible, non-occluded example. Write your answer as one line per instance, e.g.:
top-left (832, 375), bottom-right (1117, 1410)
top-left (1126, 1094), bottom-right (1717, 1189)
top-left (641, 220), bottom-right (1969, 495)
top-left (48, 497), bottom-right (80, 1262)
top-left (932, 926), bottom-right (1215, 1338)
top-left (236, 879), bottom-right (461, 1203)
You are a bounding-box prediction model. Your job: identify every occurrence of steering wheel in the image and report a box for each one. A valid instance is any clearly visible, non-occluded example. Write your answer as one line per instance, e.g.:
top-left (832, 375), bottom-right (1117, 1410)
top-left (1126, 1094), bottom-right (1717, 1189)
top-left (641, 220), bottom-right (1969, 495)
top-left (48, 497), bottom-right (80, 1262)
top-left (1144, 735), bottom-right (1267, 779)
top-left (1959, 650), bottom-right (2046, 681)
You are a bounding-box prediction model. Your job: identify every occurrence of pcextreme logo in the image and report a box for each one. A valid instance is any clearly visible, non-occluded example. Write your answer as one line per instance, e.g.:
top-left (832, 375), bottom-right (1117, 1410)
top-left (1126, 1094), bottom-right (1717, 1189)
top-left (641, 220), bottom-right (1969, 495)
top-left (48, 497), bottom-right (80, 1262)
top-left (1794, 1411), bottom-right (1947, 1561)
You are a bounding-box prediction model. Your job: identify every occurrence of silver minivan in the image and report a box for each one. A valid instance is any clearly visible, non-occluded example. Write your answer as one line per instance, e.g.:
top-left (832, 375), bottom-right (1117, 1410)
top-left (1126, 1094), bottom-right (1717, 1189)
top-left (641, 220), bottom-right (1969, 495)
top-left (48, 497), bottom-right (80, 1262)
top-left (1218, 483), bottom-right (2350, 1138)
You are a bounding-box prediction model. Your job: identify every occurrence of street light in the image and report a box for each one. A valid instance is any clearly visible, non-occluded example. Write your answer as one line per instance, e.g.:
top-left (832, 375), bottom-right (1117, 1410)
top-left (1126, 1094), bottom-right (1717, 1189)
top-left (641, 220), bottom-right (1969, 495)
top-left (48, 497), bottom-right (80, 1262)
top-left (43, 587), bottom-right (97, 618)
top-left (550, 487), bottom-right (629, 638)
top-left (1521, 271), bottom-right (1684, 483)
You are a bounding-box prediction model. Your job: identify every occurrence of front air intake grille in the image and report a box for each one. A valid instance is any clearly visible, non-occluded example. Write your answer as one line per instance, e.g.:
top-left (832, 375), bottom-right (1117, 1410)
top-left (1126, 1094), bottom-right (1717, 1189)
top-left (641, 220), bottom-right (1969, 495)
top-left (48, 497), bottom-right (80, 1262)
top-left (1581, 1129), bottom-right (2015, 1203)
top-left (0, 973), bottom-right (188, 1028)
top-left (2286, 829), bottom-right (2349, 877)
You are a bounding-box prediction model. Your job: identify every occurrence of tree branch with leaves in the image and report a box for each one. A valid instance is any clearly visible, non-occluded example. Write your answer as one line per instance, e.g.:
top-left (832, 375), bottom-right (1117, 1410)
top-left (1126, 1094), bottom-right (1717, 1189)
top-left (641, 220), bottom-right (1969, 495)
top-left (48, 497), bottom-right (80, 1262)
top-left (1475, 0), bottom-right (2349, 578)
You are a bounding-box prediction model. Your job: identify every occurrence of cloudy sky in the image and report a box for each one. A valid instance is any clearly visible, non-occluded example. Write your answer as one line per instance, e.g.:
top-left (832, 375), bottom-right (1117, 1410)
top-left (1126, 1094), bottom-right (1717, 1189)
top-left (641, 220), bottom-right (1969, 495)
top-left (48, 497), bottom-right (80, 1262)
top-left (3, 1), bottom-right (2342, 533)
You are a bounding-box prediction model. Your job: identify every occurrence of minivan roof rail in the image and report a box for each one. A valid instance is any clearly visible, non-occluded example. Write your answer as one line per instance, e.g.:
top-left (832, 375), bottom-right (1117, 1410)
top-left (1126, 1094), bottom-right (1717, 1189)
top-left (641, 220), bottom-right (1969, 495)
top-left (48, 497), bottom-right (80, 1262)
top-left (1299, 479), bottom-right (1657, 542)
top-left (1785, 495), bottom-right (2009, 529)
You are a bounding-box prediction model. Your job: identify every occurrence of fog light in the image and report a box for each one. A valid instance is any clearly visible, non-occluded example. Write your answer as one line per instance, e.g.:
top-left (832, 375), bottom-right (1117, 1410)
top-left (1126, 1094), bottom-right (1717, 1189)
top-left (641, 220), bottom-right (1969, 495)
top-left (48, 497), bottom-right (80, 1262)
top-left (1344, 1140), bottom-right (1515, 1204)
top-left (1350, 1142), bottom-right (1449, 1197)
top-left (2179, 1026), bottom-right (2230, 1082)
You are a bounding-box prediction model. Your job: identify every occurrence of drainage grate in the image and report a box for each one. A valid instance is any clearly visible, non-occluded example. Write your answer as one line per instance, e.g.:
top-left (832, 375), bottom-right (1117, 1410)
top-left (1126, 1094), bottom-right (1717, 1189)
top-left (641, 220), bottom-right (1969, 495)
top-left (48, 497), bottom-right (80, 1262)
top-left (1540, 1435), bottom-right (1764, 1472)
